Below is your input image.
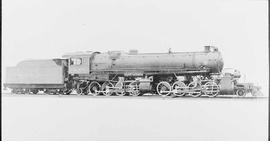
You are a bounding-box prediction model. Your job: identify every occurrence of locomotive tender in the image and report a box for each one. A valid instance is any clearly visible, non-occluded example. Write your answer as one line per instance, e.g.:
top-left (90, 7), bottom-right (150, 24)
top-left (4, 46), bottom-right (261, 97)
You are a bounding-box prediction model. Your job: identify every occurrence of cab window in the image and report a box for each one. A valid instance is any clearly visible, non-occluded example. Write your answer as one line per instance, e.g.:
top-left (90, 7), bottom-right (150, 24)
top-left (70, 58), bottom-right (82, 65)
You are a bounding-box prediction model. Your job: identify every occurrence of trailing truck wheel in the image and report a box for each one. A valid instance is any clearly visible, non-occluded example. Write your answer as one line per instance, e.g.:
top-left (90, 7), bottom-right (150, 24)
top-left (236, 89), bottom-right (246, 97)
top-left (156, 81), bottom-right (172, 97)
top-left (203, 82), bottom-right (219, 97)
top-left (76, 88), bottom-right (83, 95)
top-left (88, 81), bottom-right (101, 96)
top-left (172, 81), bottom-right (187, 97)
top-left (188, 82), bottom-right (202, 97)
top-left (75, 82), bottom-right (84, 95)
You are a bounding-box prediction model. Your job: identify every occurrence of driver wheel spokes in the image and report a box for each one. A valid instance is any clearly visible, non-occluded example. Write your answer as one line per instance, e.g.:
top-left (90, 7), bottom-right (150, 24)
top-left (156, 81), bottom-right (172, 97)
top-left (172, 81), bottom-right (187, 97)
top-left (203, 81), bottom-right (219, 97)
top-left (102, 82), bottom-right (114, 96)
top-left (88, 81), bottom-right (101, 96)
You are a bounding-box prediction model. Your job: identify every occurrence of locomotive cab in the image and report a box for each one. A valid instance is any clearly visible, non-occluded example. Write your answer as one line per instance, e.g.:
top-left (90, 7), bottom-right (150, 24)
top-left (62, 51), bottom-right (100, 75)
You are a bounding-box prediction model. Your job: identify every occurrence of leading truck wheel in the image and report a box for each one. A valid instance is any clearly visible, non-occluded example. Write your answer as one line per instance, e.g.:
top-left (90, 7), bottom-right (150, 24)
top-left (236, 89), bottom-right (246, 97)
top-left (156, 81), bottom-right (172, 97)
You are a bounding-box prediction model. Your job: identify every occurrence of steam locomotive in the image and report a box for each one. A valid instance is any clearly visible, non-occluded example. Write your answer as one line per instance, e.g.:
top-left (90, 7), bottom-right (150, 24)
top-left (3, 46), bottom-right (261, 97)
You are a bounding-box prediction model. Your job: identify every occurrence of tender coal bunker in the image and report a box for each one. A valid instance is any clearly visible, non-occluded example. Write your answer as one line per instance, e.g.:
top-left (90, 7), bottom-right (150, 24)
top-left (52, 59), bottom-right (64, 66)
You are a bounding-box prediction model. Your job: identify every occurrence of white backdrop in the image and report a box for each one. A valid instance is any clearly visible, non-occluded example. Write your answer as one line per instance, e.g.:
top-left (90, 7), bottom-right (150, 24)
top-left (2, 1), bottom-right (268, 141)
top-left (2, 0), bottom-right (268, 94)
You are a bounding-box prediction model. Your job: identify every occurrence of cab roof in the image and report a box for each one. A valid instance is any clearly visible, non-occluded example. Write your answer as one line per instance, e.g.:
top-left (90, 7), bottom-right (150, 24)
top-left (62, 51), bottom-right (100, 58)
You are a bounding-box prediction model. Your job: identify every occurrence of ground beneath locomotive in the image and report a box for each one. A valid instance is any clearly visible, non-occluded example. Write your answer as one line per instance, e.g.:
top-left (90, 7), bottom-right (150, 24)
top-left (2, 93), bottom-right (268, 141)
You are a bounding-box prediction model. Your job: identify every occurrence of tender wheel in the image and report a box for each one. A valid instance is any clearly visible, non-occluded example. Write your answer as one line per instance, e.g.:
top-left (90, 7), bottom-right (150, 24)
top-left (21, 89), bottom-right (27, 94)
top-left (172, 81), bottom-right (187, 97)
top-left (44, 89), bottom-right (57, 95)
top-left (88, 81), bottom-right (101, 96)
top-left (31, 89), bottom-right (39, 94)
top-left (11, 89), bottom-right (18, 94)
top-left (128, 81), bottom-right (141, 96)
top-left (43, 89), bottom-right (49, 94)
top-left (156, 81), bottom-right (172, 97)
top-left (236, 89), bottom-right (246, 97)
top-left (24, 89), bottom-right (31, 94)
top-left (52, 89), bottom-right (59, 95)
top-left (203, 81), bottom-right (219, 97)
top-left (188, 82), bottom-right (202, 97)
